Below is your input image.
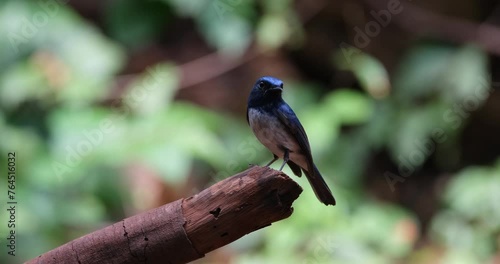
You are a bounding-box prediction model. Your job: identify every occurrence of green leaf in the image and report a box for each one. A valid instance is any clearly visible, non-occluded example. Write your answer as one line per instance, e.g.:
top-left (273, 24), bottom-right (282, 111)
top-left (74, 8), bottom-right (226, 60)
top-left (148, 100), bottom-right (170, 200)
top-left (164, 0), bottom-right (211, 17)
top-left (256, 14), bottom-right (290, 49)
top-left (198, 10), bottom-right (252, 56)
top-left (392, 44), bottom-right (455, 101)
top-left (438, 45), bottom-right (490, 104)
top-left (0, 60), bottom-right (49, 110)
top-left (166, 0), bottom-right (254, 56)
top-left (323, 89), bottom-right (373, 125)
top-left (124, 63), bottom-right (179, 115)
top-left (443, 162), bottom-right (500, 229)
top-left (334, 50), bottom-right (390, 99)
top-left (0, 1), bottom-right (125, 106)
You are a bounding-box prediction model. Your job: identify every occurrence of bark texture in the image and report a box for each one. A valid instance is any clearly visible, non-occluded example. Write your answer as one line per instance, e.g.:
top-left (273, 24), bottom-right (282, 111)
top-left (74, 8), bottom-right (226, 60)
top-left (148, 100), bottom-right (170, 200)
top-left (28, 166), bottom-right (302, 264)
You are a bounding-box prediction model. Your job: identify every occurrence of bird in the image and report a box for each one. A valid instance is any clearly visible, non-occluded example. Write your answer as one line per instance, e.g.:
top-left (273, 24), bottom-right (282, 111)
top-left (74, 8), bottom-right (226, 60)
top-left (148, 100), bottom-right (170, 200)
top-left (247, 76), bottom-right (336, 206)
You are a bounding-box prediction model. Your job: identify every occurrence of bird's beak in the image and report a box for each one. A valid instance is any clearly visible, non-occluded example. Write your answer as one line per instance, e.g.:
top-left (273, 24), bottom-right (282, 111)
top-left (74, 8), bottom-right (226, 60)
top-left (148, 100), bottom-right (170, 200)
top-left (269, 87), bottom-right (283, 92)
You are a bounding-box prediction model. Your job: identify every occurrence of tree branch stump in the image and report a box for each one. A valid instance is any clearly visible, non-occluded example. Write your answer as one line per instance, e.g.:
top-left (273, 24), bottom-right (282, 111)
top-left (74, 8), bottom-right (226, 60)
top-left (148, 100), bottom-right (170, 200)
top-left (27, 166), bottom-right (302, 264)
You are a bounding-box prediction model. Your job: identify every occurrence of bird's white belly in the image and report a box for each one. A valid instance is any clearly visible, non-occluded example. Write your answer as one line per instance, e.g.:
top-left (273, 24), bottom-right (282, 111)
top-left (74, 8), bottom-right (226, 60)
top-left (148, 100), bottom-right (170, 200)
top-left (248, 108), bottom-right (308, 168)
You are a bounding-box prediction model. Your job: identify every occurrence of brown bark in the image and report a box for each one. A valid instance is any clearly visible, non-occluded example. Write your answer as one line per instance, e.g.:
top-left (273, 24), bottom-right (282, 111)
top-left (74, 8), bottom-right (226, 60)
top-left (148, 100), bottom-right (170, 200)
top-left (27, 166), bottom-right (302, 264)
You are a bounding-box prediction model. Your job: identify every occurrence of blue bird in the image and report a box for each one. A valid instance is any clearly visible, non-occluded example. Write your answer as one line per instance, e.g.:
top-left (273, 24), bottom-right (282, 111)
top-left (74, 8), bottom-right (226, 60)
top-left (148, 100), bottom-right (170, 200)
top-left (247, 76), bottom-right (336, 206)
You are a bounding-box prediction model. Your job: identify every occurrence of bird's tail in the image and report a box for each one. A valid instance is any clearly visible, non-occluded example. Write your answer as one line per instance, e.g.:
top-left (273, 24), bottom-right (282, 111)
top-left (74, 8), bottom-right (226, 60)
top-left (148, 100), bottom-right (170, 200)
top-left (304, 164), bottom-right (336, 206)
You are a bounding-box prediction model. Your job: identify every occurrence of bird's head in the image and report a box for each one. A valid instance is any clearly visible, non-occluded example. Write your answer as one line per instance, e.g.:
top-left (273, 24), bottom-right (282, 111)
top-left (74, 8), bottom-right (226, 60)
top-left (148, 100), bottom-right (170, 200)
top-left (248, 76), bottom-right (284, 106)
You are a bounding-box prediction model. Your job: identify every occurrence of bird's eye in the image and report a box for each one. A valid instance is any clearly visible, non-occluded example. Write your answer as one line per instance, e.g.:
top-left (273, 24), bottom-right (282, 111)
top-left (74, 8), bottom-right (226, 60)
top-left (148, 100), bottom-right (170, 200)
top-left (258, 81), bottom-right (265, 89)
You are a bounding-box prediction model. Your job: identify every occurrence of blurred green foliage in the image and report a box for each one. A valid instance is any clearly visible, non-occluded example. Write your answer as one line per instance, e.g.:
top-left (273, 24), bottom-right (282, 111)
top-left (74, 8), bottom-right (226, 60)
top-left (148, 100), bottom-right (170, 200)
top-left (0, 0), bottom-right (498, 263)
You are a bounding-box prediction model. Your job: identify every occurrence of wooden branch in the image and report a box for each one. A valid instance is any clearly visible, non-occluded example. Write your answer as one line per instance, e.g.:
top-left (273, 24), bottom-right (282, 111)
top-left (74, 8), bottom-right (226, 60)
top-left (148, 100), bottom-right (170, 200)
top-left (27, 166), bottom-right (302, 264)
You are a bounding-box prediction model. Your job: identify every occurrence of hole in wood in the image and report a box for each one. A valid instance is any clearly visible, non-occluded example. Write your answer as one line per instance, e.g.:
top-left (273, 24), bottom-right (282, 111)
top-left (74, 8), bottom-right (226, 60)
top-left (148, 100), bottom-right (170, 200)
top-left (209, 207), bottom-right (221, 218)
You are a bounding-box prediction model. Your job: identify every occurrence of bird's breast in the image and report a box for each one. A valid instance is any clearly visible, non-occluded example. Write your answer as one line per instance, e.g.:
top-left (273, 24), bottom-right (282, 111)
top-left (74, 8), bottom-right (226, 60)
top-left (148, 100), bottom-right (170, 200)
top-left (248, 108), bottom-right (307, 168)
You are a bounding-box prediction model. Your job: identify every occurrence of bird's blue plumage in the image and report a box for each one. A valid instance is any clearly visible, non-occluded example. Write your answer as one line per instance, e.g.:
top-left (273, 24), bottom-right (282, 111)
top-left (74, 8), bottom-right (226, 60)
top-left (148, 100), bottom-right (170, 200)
top-left (259, 76), bottom-right (283, 87)
top-left (247, 76), bottom-right (336, 206)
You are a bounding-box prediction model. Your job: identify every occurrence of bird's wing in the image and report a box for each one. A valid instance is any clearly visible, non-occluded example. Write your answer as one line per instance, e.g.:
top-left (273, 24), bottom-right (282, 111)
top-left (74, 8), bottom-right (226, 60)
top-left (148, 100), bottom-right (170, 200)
top-left (274, 103), bottom-right (314, 170)
top-left (276, 103), bottom-right (336, 206)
